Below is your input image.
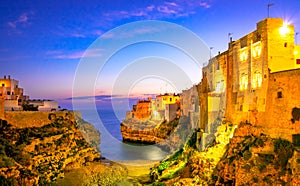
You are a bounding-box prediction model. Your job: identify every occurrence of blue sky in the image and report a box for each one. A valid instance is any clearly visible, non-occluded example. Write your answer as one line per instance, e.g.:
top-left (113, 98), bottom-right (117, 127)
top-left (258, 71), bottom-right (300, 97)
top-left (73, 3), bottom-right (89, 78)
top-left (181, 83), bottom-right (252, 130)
top-left (1, 0), bottom-right (300, 99)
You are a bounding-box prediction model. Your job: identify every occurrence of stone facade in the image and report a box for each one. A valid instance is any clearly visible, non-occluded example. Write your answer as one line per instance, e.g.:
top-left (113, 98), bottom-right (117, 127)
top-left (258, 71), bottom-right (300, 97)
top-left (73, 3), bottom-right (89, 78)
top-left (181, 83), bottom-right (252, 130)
top-left (199, 18), bottom-right (300, 144)
top-left (0, 75), bottom-right (28, 107)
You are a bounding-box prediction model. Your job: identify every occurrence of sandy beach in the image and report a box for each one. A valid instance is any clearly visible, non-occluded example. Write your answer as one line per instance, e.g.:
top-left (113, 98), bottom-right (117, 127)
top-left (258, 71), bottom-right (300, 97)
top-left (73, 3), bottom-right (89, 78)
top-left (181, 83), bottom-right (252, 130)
top-left (114, 160), bottom-right (160, 184)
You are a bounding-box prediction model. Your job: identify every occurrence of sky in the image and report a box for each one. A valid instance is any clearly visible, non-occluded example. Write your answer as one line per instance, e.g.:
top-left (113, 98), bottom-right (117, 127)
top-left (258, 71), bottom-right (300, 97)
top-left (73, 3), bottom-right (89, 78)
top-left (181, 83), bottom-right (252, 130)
top-left (1, 0), bottom-right (300, 99)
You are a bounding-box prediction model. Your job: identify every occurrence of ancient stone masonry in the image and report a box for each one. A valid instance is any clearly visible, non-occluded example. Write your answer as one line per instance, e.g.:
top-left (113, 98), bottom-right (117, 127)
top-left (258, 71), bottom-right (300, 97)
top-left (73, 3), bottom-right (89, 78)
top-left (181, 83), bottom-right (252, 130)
top-left (198, 18), bottom-right (300, 145)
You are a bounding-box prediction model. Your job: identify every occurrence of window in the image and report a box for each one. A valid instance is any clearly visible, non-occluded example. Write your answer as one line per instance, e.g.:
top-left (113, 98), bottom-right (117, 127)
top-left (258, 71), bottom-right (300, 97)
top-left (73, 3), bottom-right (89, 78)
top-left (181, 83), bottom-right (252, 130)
top-left (252, 72), bottom-right (262, 89)
top-left (252, 42), bottom-right (262, 58)
top-left (7, 91), bottom-right (10, 95)
top-left (239, 73), bottom-right (248, 90)
top-left (284, 42), bottom-right (287, 47)
top-left (239, 48), bottom-right (248, 61)
top-left (297, 59), bottom-right (300, 64)
top-left (170, 98), bottom-right (172, 102)
top-left (277, 91), bottom-right (283, 98)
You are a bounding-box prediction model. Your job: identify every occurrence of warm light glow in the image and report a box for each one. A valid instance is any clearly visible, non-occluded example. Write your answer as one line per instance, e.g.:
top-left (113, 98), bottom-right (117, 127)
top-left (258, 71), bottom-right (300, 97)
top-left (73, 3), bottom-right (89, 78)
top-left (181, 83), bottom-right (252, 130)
top-left (279, 22), bottom-right (291, 36)
top-left (252, 72), bottom-right (262, 89)
top-left (215, 81), bottom-right (225, 93)
top-left (239, 74), bottom-right (248, 90)
top-left (239, 47), bottom-right (248, 61)
top-left (294, 50), bottom-right (299, 55)
top-left (252, 42), bottom-right (262, 58)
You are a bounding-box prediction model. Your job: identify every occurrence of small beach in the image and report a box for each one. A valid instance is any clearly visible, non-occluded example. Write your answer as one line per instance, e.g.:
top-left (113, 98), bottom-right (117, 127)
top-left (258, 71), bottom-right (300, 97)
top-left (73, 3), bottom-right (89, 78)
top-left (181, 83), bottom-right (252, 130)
top-left (115, 160), bottom-right (159, 184)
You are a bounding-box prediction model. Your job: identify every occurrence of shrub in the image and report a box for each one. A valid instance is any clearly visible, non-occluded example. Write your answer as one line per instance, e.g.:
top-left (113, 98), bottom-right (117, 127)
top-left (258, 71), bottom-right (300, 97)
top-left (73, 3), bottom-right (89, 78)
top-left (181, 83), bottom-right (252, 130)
top-left (274, 138), bottom-right (294, 168)
top-left (258, 163), bottom-right (267, 172)
top-left (242, 164), bottom-right (251, 171)
top-left (243, 150), bottom-right (252, 160)
top-left (252, 177), bottom-right (258, 183)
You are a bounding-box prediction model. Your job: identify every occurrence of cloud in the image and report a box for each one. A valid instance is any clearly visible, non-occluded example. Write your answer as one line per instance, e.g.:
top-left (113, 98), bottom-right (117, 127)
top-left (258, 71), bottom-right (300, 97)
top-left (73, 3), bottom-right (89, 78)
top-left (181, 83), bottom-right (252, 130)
top-left (199, 1), bottom-right (211, 9)
top-left (100, 26), bottom-right (161, 39)
top-left (47, 48), bottom-right (104, 60)
top-left (100, 0), bottom-right (212, 23)
top-left (7, 12), bottom-right (33, 31)
top-left (71, 33), bottom-right (86, 38)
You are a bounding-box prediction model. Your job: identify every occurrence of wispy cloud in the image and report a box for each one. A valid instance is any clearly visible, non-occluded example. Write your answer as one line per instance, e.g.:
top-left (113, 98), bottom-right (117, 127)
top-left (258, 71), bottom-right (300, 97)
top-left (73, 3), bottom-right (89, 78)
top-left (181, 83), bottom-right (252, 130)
top-left (101, 0), bottom-right (212, 22)
top-left (7, 12), bottom-right (33, 33)
top-left (199, 1), bottom-right (211, 9)
top-left (71, 33), bottom-right (86, 38)
top-left (101, 26), bottom-right (161, 39)
top-left (47, 48), bottom-right (104, 60)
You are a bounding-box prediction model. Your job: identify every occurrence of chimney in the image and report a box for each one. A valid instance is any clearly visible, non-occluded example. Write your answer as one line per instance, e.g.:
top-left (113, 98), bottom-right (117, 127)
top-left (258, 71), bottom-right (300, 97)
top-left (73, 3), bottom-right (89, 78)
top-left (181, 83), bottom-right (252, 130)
top-left (4, 75), bottom-right (6, 79)
top-left (230, 37), bottom-right (233, 43)
top-left (8, 75), bottom-right (10, 79)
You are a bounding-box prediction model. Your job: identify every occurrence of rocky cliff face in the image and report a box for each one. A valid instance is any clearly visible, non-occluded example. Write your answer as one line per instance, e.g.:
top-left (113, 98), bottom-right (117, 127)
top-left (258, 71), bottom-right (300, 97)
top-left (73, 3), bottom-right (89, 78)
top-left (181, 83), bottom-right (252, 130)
top-left (211, 124), bottom-right (300, 185)
top-left (121, 116), bottom-right (193, 152)
top-left (149, 121), bottom-right (300, 185)
top-left (0, 112), bottom-right (103, 185)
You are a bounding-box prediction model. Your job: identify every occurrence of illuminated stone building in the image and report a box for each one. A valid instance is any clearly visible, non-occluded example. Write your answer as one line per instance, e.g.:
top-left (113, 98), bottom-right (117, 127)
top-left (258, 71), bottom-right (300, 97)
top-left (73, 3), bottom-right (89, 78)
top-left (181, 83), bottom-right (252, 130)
top-left (126, 94), bottom-right (180, 122)
top-left (180, 85), bottom-right (199, 129)
top-left (0, 75), bottom-right (28, 111)
top-left (0, 75), bottom-right (59, 113)
top-left (155, 93), bottom-right (180, 111)
top-left (199, 18), bottom-right (300, 142)
top-left (131, 98), bottom-right (152, 121)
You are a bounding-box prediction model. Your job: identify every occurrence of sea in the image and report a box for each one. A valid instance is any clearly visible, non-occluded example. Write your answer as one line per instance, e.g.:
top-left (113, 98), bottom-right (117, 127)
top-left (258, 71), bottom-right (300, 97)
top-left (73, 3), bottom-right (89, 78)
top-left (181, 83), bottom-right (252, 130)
top-left (58, 97), bottom-right (169, 161)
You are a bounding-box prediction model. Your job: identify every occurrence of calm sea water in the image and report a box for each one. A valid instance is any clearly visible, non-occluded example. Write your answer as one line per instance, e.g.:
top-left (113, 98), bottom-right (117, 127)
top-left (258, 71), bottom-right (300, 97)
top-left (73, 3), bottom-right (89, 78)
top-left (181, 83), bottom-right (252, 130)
top-left (58, 98), bottom-right (169, 161)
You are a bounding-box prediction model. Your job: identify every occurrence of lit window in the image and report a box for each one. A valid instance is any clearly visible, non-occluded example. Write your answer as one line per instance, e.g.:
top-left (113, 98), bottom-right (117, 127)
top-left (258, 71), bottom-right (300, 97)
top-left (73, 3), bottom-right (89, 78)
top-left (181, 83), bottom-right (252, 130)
top-left (216, 81), bottom-right (225, 93)
top-left (252, 42), bottom-right (262, 58)
top-left (239, 48), bottom-right (248, 61)
top-left (239, 73), bottom-right (248, 90)
top-left (252, 72), bottom-right (262, 89)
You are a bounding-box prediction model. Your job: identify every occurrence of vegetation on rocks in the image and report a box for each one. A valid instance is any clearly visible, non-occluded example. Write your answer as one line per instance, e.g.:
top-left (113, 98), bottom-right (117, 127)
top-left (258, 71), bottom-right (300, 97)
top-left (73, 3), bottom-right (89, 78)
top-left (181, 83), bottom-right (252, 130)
top-left (147, 120), bottom-right (300, 185)
top-left (0, 113), bottom-right (125, 186)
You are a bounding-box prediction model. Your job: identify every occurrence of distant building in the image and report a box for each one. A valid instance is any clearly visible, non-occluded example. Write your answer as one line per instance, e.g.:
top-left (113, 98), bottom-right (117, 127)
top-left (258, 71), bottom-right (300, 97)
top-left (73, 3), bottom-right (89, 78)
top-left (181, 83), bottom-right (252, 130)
top-left (0, 75), bottom-right (28, 111)
top-left (27, 100), bottom-right (59, 111)
top-left (165, 103), bottom-right (180, 122)
top-left (0, 75), bottom-right (59, 112)
top-left (180, 85), bottom-right (199, 129)
top-left (126, 93), bottom-right (181, 122)
top-left (130, 98), bottom-right (152, 121)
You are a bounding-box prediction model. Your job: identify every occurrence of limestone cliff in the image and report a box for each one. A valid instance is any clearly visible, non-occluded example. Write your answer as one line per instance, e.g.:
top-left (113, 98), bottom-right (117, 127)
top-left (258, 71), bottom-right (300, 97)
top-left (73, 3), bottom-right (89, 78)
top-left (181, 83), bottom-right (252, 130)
top-left (0, 112), bottom-right (105, 185)
top-left (149, 121), bottom-right (300, 185)
top-left (121, 116), bottom-right (193, 152)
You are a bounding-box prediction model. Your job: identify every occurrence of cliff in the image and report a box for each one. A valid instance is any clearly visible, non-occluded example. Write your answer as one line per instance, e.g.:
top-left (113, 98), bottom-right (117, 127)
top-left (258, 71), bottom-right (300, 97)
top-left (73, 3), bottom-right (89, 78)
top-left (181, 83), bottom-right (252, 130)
top-left (121, 116), bottom-right (193, 152)
top-left (149, 121), bottom-right (300, 185)
top-left (0, 112), bottom-right (126, 185)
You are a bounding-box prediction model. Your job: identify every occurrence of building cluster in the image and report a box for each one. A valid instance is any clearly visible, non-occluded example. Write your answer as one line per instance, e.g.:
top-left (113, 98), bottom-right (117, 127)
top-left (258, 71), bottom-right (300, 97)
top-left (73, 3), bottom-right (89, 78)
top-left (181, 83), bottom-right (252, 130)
top-left (0, 75), bottom-right (59, 118)
top-left (126, 93), bottom-right (181, 122)
top-left (198, 18), bottom-right (300, 145)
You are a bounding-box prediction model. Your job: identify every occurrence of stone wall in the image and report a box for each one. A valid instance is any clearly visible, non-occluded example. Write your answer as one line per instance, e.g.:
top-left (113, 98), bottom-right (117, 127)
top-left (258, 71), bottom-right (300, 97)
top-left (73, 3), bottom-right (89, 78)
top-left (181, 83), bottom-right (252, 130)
top-left (263, 69), bottom-right (300, 129)
top-left (4, 111), bottom-right (82, 128)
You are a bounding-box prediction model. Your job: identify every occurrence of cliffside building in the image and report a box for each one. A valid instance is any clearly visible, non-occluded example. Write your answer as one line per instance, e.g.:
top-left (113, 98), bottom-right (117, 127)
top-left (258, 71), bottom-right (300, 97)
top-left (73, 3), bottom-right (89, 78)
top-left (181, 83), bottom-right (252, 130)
top-left (0, 75), bottom-right (59, 113)
top-left (199, 18), bottom-right (300, 143)
top-left (0, 75), bottom-right (28, 111)
top-left (125, 94), bottom-right (180, 122)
